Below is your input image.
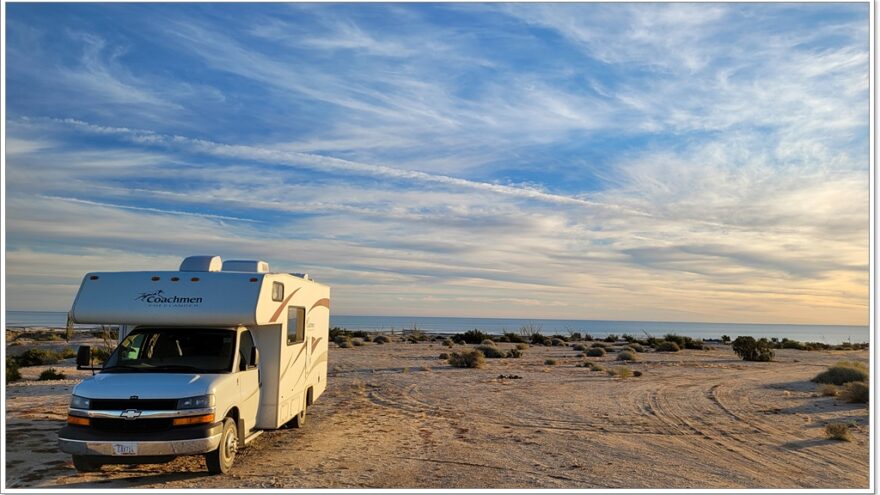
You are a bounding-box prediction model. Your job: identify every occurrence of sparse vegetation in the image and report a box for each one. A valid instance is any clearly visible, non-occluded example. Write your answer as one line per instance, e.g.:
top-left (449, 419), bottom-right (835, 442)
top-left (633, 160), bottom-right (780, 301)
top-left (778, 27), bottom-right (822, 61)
top-left (603, 334), bottom-right (619, 343)
top-left (817, 384), bottom-right (839, 397)
top-left (841, 381), bottom-right (869, 404)
top-left (812, 361), bottom-right (868, 385)
top-left (337, 339), bottom-right (353, 348)
top-left (475, 344), bottom-right (507, 358)
top-left (609, 366), bottom-right (632, 379)
top-left (544, 359), bottom-right (557, 366)
top-left (452, 329), bottom-right (492, 345)
top-left (38, 368), bottom-right (66, 380)
top-left (506, 348), bottom-right (523, 358)
top-left (617, 350), bottom-right (637, 362)
top-left (373, 335), bottom-right (391, 344)
top-left (633, 370), bottom-right (643, 377)
top-left (15, 349), bottom-right (62, 367)
top-left (515, 343), bottom-right (529, 351)
top-left (731, 336), bottom-right (774, 361)
top-left (655, 341), bottom-right (680, 352)
top-left (448, 350), bottom-right (485, 368)
top-left (590, 342), bottom-right (608, 349)
top-left (590, 364), bottom-right (605, 372)
top-left (530, 333), bottom-right (552, 346)
top-left (586, 347), bottom-right (606, 357)
top-left (571, 343), bottom-right (588, 352)
top-left (330, 327), bottom-right (370, 341)
top-left (502, 332), bottom-right (528, 344)
top-left (443, 338), bottom-right (454, 347)
top-left (481, 339), bottom-right (496, 346)
top-left (550, 338), bottom-right (566, 347)
top-left (6, 360), bottom-right (21, 383)
top-left (351, 338), bottom-right (365, 347)
top-left (439, 352), bottom-right (450, 360)
top-left (825, 423), bottom-right (851, 441)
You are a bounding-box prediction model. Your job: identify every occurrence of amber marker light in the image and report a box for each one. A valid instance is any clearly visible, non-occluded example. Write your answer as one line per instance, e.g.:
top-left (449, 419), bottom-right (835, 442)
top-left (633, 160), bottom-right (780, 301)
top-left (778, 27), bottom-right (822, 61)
top-left (172, 414), bottom-right (215, 426)
top-left (67, 415), bottom-right (90, 426)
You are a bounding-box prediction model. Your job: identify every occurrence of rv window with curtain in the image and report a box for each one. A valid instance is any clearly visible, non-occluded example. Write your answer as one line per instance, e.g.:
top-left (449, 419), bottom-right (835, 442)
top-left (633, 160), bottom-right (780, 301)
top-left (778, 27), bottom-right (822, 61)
top-left (287, 307), bottom-right (305, 345)
top-left (272, 282), bottom-right (284, 302)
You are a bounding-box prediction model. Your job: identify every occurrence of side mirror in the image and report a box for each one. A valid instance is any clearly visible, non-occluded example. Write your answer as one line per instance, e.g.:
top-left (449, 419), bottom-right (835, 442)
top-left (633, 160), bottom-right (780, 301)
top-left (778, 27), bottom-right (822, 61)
top-left (76, 346), bottom-right (92, 368)
top-left (250, 347), bottom-right (260, 368)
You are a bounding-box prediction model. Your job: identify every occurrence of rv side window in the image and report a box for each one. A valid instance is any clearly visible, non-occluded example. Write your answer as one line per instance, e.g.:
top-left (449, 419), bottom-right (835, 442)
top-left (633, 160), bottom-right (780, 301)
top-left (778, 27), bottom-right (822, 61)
top-left (287, 307), bottom-right (306, 345)
top-left (272, 282), bottom-right (284, 302)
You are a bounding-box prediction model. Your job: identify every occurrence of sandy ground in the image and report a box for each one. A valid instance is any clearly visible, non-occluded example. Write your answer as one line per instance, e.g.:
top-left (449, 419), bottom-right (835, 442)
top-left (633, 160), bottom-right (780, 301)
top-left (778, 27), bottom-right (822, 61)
top-left (4, 336), bottom-right (870, 489)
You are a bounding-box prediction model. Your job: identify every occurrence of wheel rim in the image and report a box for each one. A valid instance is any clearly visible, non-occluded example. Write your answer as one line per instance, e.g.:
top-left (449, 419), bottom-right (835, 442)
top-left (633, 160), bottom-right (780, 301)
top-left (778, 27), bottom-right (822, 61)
top-left (223, 428), bottom-right (237, 464)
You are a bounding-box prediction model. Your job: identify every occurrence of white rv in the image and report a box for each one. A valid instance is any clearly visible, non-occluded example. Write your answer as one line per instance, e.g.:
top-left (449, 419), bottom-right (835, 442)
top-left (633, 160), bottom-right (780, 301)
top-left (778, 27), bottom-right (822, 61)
top-left (57, 255), bottom-right (330, 474)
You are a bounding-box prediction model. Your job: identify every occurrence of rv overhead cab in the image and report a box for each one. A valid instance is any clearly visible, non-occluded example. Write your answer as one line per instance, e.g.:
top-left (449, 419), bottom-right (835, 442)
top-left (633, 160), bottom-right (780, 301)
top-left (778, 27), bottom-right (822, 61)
top-left (58, 255), bottom-right (330, 474)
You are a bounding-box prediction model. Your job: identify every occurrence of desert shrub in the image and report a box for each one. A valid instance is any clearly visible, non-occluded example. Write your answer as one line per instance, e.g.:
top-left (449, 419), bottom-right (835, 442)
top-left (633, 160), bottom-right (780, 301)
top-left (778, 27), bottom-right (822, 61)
top-left (443, 338), bottom-right (454, 347)
top-left (571, 343), bottom-right (588, 352)
top-left (577, 360), bottom-right (594, 368)
top-left (530, 333), bottom-right (552, 346)
top-left (590, 342), bottom-right (608, 349)
top-left (373, 335), bottom-right (391, 344)
top-left (481, 339), bottom-right (496, 346)
top-left (590, 364), bottom-right (605, 372)
top-left (586, 347), bottom-right (606, 357)
top-left (731, 336), bottom-right (774, 361)
top-left (502, 332), bottom-right (527, 344)
top-left (337, 339), bottom-right (353, 348)
top-left (6, 360), bottom-right (21, 383)
top-left (60, 347), bottom-right (77, 359)
top-left (780, 338), bottom-right (806, 350)
top-left (406, 330), bottom-right (428, 343)
top-left (663, 334), bottom-right (686, 347)
top-left (817, 384), bottom-right (839, 397)
top-left (550, 338), bottom-right (566, 347)
top-left (812, 361), bottom-right (868, 385)
top-left (506, 348), bottom-right (523, 358)
top-left (683, 339), bottom-right (706, 350)
top-left (603, 334), bottom-right (619, 343)
top-left (92, 347), bottom-right (112, 363)
top-left (582, 333), bottom-right (594, 341)
top-left (656, 341), bottom-right (680, 352)
top-left (633, 370), bottom-right (643, 377)
top-left (16, 349), bottom-right (61, 367)
top-left (476, 344), bottom-right (507, 358)
top-left (610, 367), bottom-right (632, 379)
top-left (825, 423), bottom-right (851, 442)
top-left (351, 338), bottom-right (365, 347)
top-left (840, 381), bottom-right (869, 404)
top-left (569, 332), bottom-right (583, 341)
top-left (453, 329), bottom-right (492, 345)
top-left (330, 327), bottom-right (370, 341)
top-left (721, 335), bottom-right (731, 344)
top-left (333, 334), bottom-right (351, 345)
top-left (617, 350), bottom-right (637, 362)
top-left (544, 359), bottom-right (557, 366)
top-left (439, 352), bottom-right (450, 360)
top-left (38, 368), bottom-right (66, 381)
top-left (448, 350), bottom-right (485, 368)
top-left (515, 343), bottom-right (529, 351)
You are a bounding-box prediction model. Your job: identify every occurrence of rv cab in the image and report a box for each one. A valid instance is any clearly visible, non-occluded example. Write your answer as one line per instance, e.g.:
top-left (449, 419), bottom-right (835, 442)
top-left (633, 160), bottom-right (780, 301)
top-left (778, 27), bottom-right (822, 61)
top-left (57, 256), bottom-right (330, 474)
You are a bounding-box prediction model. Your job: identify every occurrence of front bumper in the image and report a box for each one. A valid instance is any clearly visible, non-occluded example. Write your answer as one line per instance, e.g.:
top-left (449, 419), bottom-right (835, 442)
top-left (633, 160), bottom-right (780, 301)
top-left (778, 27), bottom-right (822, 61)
top-left (58, 422), bottom-right (223, 457)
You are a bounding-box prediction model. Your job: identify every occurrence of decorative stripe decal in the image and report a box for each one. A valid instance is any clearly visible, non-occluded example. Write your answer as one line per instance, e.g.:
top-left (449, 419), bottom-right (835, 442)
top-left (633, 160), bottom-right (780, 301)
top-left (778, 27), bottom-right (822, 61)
top-left (270, 288), bottom-right (300, 323)
top-left (311, 336), bottom-right (323, 353)
top-left (308, 352), bottom-right (328, 375)
top-left (279, 343), bottom-right (307, 381)
top-left (309, 298), bottom-right (330, 312)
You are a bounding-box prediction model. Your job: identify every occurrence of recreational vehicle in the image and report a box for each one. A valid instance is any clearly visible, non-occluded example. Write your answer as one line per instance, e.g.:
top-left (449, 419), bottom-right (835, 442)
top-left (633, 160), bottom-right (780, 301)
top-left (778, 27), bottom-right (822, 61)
top-left (57, 255), bottom-right (330, 474)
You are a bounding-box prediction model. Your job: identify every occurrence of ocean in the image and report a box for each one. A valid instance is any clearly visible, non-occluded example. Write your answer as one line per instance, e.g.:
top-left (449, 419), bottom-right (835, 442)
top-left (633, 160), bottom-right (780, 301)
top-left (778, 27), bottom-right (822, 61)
top-left (4, 310), bottom-right (870, 344)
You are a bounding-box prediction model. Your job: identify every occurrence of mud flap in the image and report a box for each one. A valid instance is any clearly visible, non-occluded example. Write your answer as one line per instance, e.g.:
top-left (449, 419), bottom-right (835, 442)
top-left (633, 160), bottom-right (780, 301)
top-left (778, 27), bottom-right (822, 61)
top-left (237, 418), bottom-right (246, 446)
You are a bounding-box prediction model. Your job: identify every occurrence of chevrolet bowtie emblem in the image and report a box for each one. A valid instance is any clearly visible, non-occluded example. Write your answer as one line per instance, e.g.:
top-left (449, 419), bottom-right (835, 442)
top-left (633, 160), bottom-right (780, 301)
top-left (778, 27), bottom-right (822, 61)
top-left (120, 409), bottom-right (141, 420)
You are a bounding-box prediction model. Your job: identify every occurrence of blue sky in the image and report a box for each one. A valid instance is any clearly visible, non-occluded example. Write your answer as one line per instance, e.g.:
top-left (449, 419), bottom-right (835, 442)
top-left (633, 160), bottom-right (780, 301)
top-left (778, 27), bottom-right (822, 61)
top-left (4, 3), bottom-right (870, 324)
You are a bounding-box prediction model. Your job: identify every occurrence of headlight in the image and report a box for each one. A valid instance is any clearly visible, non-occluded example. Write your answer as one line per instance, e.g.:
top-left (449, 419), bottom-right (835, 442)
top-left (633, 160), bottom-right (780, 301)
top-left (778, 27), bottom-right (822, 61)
top-left (70, 395), bottom-right (91, 410)
top-left (177, 394), bottom-right (215, 409)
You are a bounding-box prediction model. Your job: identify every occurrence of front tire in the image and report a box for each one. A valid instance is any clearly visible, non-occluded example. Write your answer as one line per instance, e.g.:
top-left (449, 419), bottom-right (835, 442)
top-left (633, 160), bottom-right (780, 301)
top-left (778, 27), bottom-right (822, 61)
top-left (72, 455), bottom-right (103, 472)
top-left (205, 418), bottom-right (237, 475)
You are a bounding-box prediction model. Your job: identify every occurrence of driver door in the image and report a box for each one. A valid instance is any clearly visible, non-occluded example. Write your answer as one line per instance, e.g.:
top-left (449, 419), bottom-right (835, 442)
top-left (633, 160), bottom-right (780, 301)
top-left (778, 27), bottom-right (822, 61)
top-left (238, 329), bottom-right (261, 435)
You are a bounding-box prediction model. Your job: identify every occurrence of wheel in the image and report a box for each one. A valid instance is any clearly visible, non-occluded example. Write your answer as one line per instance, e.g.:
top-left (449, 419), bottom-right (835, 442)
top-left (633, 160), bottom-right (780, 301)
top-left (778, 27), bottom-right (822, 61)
top-left (291, 402), bottom-right (307, 429)
top-left (72, 455), bottom-right (103, 472)
top-left (205, 418), bottom-right (237, 475)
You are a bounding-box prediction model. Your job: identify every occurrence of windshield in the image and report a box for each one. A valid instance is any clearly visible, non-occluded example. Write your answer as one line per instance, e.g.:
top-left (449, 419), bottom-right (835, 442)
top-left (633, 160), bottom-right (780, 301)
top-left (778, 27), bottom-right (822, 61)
top-left (103, 327), bottom-right (236, 373)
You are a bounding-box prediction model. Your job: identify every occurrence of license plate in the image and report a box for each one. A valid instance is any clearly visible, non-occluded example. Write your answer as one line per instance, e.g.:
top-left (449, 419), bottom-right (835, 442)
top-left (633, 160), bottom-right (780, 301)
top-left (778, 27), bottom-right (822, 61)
top-left (112, 442), bottom-right (138, 456)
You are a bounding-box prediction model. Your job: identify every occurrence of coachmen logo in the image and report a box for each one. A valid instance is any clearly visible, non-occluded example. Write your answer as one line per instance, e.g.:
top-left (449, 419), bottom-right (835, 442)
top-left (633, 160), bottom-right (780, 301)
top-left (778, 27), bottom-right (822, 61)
top-left (135, 290), bottom-right (203, 307)
top-left (120, 409), bottom-right (141, 420)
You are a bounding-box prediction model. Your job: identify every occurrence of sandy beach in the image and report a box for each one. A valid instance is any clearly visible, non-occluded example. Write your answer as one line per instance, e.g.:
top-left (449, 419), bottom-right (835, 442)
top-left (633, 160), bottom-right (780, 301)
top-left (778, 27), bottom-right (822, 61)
top-left (4, 331), bottom-right (869, 489)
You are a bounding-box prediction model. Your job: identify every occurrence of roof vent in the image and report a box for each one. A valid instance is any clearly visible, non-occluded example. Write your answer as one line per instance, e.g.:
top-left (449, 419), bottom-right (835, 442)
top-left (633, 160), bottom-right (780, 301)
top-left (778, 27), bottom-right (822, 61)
top-left (223, 260), bottom-right (269, 273)
top-left (292, 272), bottom-right (312, 281)
top-left (180, 255), bottom-right (223, 272)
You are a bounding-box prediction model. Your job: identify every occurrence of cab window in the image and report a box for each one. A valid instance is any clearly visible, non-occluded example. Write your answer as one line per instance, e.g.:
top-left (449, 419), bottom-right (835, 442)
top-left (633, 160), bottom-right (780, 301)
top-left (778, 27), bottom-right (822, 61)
top-left (239, 330), bottom-right (256, 370)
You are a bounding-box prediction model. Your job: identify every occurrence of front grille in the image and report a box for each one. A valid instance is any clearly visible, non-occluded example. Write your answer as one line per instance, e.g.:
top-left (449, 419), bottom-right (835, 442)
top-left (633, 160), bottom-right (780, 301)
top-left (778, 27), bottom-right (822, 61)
top-left (90, 399), bottom-right (178, 410)
top-left (90, 418), bottom-right (174, 433)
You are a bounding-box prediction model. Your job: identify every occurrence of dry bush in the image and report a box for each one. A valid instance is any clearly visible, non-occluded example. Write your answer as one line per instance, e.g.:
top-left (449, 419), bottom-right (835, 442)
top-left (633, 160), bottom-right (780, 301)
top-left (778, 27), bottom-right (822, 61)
top-left (351, 338), bottom-right (365, 347)
top-left (590, 364), bottom-right (605, 372)
top-left (571, 343), bottom-right (588, 352)
top-left (38, 368), bottom-right (66, 380)
top-left (515, 343), bottom-right (529, 350)
top-left (655, 341), bottom-right (680, 352)
top-left (818, 384), bottom-right (839, 397)
top-left (544, 359), bottom-right (557, 366)
top-left (586, 347), bottom-right (606, 357)
top-left (812, 361), bottom-right (868, 385)
top-left (337, 339), bottom-right (353, 348)
top-left (438, 353), bottom-right (450, 360)
top-left (633, 370), bottom-right (643, 377)
top-left (609, 366), bottom-right (633, 379)
top-left (506, 348), bottom-right (523, 358)
top-left (841, 381), bottom-right (869, 404)
top-left (373, 335), bottom-right (391, 344)
top-left (481, 339), bottom-right (496, 346)
top-left (825, 423), bottom-right (851, 441)
top-left (443, 338), bottom-right (454, 348)
top-left (475, 344), bottom-right (506, 358)
top-left (617, 350), bottom-right (637, 362)
top-left (448, 350), bottom-right (485, 368)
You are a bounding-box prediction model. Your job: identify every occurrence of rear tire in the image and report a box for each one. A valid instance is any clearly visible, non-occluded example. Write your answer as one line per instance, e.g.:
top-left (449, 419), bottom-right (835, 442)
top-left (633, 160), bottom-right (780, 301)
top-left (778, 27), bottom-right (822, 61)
top-left (205, 418), bottom-right (237, 475)
top-left (291, 402), bottom-right (307, 428)
top-left (72, 455), bottom-right (103, 472)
